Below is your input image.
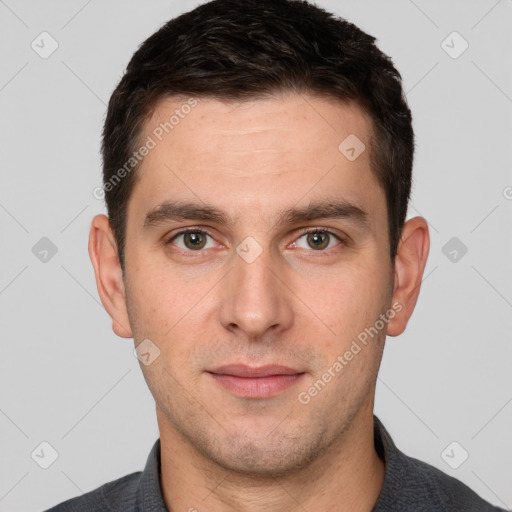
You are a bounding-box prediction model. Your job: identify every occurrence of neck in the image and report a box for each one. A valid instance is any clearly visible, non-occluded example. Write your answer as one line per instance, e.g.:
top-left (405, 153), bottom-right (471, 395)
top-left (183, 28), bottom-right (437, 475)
top-left (158, 403), bottom-right (385, 512)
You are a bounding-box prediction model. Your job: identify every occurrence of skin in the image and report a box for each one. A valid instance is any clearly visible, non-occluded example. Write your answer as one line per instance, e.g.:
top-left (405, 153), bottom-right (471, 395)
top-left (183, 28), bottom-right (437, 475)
top-left (89, 93), bottom-right (429, 512)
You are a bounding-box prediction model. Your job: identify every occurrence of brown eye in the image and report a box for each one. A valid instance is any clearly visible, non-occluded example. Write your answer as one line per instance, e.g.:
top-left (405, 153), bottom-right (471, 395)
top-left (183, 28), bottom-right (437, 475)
top-left (169, 230), bottom-right (215, 251)
top-left (294, 230), bottom-right (341, 251)
top-left (307, 232), bottom-right (330, 250)
top-left (184, 232), bottom-right (207, 250)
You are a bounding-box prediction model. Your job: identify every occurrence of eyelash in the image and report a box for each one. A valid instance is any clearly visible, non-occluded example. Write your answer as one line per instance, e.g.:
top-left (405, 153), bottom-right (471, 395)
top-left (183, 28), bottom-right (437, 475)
top-left (166, 227), bottom-right (344, 252)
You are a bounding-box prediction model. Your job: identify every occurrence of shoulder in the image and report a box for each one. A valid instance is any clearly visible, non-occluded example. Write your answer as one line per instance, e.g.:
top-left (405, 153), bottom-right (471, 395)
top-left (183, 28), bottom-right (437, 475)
top-left (395, 453), bottom-right (504, 511)
top-left (373, 416), bottom-right (506, 512)
top-left (43, 438), bottom-right (165, 512)
top-left (43, 471), bottom-right (141, 512)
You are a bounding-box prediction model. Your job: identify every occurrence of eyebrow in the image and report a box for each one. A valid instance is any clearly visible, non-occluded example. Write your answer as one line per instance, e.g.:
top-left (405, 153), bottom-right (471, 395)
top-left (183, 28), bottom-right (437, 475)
top-left (143, 200), bottom-right (369, 230)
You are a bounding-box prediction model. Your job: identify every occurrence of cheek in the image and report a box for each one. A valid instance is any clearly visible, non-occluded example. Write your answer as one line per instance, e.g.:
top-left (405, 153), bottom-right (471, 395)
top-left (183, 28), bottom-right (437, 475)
top-left (125, 261), bottom-right (183, 341)
top-left (125, 260), bottom-right (215, 374)
top-left (300, 258), bottom-right (390, 341)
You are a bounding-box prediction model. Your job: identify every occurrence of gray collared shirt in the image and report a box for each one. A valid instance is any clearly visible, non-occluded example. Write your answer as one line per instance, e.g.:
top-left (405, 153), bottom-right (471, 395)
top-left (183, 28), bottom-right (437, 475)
top-left (44, 415), bottom-right (506, 511)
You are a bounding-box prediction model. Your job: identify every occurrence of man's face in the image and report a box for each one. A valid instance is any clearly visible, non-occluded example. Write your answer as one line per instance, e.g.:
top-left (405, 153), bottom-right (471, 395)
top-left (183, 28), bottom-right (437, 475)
top-left (123, 94), bottom-right (394, 475)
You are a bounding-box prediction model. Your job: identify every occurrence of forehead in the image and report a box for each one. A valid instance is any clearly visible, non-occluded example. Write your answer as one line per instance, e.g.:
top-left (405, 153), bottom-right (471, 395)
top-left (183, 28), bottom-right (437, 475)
top-left (145, 93), bottom-right (372, 158)
top-left (128, 93), bottom-right (384, 226)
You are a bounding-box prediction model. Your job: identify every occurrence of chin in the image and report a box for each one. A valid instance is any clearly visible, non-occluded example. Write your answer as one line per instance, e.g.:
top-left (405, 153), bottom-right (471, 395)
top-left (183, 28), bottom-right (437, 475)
top-left (204, 430), bottom-right (328, 479)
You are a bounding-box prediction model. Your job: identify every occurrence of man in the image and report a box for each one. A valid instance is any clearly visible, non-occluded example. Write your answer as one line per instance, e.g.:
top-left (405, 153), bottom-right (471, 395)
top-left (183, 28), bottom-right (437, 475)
top-left (46, 0), bottom-right (505, 510)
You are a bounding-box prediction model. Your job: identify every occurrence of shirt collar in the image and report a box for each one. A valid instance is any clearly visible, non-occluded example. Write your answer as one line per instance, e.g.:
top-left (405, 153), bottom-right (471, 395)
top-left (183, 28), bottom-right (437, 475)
top-left (134, 438), bottom-right (169, 511)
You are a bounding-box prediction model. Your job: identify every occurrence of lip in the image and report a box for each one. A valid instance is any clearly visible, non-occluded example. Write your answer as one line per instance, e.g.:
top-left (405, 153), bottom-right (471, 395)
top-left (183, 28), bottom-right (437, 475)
top-left (209, 364), bottom-right (302, 378)
top-left (207, 364), bottom-right (305, 398)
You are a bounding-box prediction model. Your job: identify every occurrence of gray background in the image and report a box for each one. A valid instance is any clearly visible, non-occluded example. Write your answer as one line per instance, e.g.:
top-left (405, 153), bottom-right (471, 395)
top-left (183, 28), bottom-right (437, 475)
top-left (1, 1), bottom-right (511, 511)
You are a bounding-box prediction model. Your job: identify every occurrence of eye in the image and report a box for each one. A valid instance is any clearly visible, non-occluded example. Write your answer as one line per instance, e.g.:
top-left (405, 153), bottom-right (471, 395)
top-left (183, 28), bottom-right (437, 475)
top-left (294, 229), bottom-right (341, 251)
top-left (168, 229), bottom-right (216, 251)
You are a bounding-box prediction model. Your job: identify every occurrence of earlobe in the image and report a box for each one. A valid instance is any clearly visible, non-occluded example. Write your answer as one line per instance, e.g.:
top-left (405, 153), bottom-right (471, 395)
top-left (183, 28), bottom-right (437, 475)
top-left (386, 216), bottom-right (430, 337)
top-left (88, 214), bottom-right (133, 338)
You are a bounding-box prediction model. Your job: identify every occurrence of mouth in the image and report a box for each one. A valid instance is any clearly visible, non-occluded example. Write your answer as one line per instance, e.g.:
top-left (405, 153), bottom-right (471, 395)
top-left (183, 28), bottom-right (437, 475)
top-left (207, 364), bottom-right (306, 399)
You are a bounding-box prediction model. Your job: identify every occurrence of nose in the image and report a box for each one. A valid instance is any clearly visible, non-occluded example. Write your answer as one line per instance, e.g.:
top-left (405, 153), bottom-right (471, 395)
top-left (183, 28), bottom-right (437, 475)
top-left (219, 244), bottom-right (294, 339)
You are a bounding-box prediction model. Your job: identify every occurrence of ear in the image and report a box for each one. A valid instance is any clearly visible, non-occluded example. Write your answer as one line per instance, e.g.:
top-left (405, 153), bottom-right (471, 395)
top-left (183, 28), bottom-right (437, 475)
top-left (386, 216), bottom-right (430, 337)
top-left (88, 214), bottom-right (133, 338)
